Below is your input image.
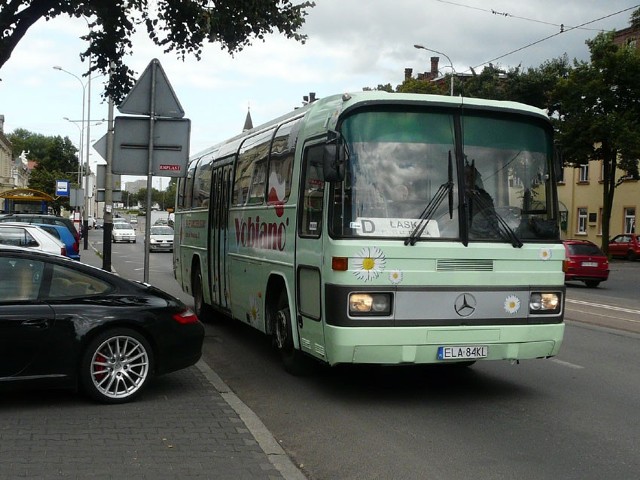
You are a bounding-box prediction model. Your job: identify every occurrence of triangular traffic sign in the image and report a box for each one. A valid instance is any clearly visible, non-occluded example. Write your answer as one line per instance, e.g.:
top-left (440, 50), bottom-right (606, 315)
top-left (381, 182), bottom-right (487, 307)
top-left (118, 58), bottom-right (185, 118)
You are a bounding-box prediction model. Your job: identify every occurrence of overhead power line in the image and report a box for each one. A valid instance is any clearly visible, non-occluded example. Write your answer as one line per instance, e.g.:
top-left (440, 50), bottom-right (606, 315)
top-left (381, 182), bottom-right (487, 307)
top-left (470, 4), bottom-right (640, 70)
top-left (434, 0), bottom-right (629, 32)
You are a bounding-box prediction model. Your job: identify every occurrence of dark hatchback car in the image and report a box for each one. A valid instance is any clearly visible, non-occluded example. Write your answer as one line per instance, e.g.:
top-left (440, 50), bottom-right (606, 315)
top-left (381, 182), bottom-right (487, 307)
top-left (608, 233), bottom-right (640, 261)
top-left (562, 239), bottom-right (609, 288)
top-left (0, 246), bottom-right (204, 403)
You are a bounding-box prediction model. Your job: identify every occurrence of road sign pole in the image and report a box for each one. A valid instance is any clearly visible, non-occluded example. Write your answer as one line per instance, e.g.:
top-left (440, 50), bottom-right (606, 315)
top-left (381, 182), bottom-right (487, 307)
top-left (143, 61), bottom-right (159, 284)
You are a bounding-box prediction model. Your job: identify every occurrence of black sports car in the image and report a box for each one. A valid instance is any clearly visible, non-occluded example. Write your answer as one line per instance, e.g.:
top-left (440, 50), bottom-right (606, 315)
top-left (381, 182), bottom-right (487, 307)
top-left (0, 245), bottom-right (204, 403)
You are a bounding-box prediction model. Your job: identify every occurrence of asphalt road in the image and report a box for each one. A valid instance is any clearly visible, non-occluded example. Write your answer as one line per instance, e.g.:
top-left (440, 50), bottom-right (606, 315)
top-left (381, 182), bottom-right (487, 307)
top-left (94, 229), bottom-right (640, 480)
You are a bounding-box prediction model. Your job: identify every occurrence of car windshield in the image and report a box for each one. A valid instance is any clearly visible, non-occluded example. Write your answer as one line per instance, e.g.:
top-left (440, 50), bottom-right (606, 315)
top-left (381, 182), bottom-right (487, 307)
top-left (151, 226), bottom-right (173, 235)
top-left (114, 223), bottom-right (133, 230)
top-left (329, 109), bottom-right (558, 244)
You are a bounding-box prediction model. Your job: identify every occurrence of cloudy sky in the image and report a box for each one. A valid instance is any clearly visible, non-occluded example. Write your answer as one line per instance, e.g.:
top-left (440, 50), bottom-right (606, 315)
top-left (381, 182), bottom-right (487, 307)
top-left (1, 0), bottom-right (638, 186)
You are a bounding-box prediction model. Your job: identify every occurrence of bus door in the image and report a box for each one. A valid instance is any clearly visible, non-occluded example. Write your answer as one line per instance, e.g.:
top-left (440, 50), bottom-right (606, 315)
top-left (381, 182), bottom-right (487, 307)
top-left (294, 144), bottom-right (327, 360)
top-left (210, 163), bottom-right (232, 309)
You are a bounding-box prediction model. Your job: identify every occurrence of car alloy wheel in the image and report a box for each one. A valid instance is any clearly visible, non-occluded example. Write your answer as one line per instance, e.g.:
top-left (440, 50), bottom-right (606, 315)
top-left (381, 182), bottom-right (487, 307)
top-left (80, 328), bottom-right (153, 403)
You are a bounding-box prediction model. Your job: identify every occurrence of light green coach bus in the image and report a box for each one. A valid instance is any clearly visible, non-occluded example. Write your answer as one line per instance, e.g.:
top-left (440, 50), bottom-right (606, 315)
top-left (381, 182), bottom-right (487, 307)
top-left (174, 91), bottom-right (565, 373)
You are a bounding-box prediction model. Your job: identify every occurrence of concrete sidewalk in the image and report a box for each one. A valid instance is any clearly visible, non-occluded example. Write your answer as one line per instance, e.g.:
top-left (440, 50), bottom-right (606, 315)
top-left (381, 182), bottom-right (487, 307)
top-left (5, 243), bottom-right (306, 480)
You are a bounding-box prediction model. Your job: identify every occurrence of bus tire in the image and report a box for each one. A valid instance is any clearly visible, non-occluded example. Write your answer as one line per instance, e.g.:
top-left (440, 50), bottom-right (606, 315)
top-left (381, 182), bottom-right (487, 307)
top-left (273, 291), bottom-right (311, 375)
top-left (193, 266), bottom-right (214, 322)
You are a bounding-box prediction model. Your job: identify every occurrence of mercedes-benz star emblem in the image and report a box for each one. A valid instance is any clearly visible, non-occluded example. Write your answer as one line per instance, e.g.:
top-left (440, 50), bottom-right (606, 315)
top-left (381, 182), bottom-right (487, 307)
top-left (454, 293), bottom-right (477, 317)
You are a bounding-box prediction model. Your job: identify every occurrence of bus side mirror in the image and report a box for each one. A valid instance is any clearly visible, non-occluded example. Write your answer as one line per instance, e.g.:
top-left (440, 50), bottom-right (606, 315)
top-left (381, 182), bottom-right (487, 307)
top-left (553, 147), bottom-right (564, 182)
top-left (323, 131), bottom-right (345, 182)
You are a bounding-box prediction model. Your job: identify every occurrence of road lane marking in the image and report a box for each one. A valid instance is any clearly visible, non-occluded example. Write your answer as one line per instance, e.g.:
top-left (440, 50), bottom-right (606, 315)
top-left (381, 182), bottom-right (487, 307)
top-left (566, 299), bottom-right (640, 315)
top-left (549, 358), bottom-right (584, 369)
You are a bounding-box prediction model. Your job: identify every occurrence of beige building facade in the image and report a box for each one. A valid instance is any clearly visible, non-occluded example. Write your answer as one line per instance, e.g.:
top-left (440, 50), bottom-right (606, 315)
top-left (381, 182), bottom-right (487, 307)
top-left (557, 160), bottom-right (638, 243)
top-left (558, 23), bottom-right (639, 244)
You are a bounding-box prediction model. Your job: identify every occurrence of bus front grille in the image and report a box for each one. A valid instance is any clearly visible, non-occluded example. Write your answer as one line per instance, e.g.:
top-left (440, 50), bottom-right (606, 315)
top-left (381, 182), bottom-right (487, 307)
top-left (437, 259), bottom-right (494, 272)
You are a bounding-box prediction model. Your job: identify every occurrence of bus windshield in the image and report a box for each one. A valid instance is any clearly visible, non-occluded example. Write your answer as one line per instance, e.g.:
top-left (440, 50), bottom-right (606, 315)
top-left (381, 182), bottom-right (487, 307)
top-left (329, 109), bottom-right (558, 243)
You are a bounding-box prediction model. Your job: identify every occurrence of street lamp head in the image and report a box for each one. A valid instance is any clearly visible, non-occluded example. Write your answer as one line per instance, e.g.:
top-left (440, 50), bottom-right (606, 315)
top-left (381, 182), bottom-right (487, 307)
top-left (414, 44), bottom-right (425, 50)
top-left (53, 66), bottom-right (62, 71)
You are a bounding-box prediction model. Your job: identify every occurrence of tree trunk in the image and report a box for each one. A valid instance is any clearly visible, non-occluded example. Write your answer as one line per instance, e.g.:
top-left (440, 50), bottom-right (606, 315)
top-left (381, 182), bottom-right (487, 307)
top-left (601, 145), bottom-right (617, 256)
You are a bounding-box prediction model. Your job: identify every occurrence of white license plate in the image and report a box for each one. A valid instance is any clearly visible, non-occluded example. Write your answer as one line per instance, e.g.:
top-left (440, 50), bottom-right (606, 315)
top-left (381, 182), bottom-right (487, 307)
top-left (438, 345), bottom-right (488, 360)
top-left (582, 261), bottom-right (598, 267)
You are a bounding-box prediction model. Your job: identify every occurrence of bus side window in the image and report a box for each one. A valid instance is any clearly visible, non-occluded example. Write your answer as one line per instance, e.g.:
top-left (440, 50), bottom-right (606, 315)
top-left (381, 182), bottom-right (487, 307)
top-left (233, 129), bottom-right (274, 206)
top-left (192, 154), bottom-right (214, 208)
top-left (183, 161), bottom-right (196, 209)
top-left (268, 117), bottom-right (301, 204)
top-left (299, 145), bottom-right (325, 237)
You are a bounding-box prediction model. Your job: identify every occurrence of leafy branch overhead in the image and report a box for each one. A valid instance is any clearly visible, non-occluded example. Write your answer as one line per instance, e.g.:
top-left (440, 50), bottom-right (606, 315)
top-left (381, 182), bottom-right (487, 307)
top-left (0, 0), bottom-right (315, 103)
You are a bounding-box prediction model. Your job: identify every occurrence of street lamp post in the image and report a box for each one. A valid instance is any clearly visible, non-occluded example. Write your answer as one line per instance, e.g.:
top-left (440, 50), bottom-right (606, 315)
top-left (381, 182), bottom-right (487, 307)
top-left (63, 117), bottom-right (83, 186)
top-left (54, 66), bottom-right (86, 238)
top-left (54, 65), bottom-right (98, 249)
top-left (83, 56), bottom-right (93, 250)
top-left (414, 44), bottom-right (455, 96)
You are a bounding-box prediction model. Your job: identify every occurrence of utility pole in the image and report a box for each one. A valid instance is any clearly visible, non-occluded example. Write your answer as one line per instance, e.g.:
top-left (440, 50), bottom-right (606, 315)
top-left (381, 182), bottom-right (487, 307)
top-left (102, 64), bottom-right (115, 272)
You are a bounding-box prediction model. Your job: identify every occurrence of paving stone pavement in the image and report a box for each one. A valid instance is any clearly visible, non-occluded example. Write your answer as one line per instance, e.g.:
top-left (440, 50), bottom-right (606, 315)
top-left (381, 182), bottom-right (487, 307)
top-left (0, 244), bottom-right (306, 480)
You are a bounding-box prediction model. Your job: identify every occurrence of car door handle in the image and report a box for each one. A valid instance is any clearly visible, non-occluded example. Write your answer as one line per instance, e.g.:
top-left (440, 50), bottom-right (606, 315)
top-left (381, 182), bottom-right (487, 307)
top-left (21, 319), bottom-right (50, 329)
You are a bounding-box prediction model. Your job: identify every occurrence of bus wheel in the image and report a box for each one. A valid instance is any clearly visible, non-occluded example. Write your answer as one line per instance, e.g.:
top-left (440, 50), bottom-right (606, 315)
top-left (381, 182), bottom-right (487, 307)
top-left (193, 266), bottom-right (213, 322)
top-left (273, 291), bottom-right (311, 375)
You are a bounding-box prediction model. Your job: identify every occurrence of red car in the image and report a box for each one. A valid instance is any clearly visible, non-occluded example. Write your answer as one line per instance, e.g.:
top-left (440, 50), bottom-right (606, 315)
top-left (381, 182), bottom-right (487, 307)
top-left (562, 239), bottom-right (609, 288)
top-left (608, 233), bottom-right (640, 261)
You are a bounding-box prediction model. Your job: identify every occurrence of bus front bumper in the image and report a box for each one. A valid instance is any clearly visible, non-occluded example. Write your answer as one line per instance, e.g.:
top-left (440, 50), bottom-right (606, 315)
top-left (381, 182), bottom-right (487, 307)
top-left (321, 323), bottom-right (565, 366)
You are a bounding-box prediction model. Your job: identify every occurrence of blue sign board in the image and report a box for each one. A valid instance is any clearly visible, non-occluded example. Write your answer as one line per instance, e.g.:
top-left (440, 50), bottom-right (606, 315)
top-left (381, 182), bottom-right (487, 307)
top-left (56, 180), bottom-right (70, 197)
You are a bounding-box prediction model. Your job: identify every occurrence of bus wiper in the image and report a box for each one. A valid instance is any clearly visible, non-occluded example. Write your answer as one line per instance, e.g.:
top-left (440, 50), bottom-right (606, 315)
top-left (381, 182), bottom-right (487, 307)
top-left (405, 181), bottom-right (452, 246)
top-left (405, 152), bottom-right (454, 246)
top-left (468, 190), bottom-right (523, 248)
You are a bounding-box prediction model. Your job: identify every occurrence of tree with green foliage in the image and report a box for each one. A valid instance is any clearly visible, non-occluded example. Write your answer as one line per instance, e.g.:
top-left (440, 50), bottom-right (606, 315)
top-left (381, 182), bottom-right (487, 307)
top-left (131, 186), bottom-right (173, 210)
top-left (164, 178), bottom-right (177, 210)
top-left (551, 30), bottom-right (640, 254)
top-left (0, 0), bottom-right (314, 103)
top-left (393, 57), bottom-right (571, 110)
top-left (396, 77), bottom-right (447, 95)
top-left (7, 129), bottom-right (80, 214)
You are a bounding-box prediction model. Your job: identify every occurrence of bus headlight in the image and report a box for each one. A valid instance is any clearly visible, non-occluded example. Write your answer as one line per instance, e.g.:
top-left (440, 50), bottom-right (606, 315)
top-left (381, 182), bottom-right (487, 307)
top-left (349, 293), bottom-right (392, 315)
top-left (529, 292), bottom-right (561, 314)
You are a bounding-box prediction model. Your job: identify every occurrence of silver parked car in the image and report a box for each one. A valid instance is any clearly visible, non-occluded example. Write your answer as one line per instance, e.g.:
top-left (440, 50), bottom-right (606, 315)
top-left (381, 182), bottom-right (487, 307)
top-left (111, 222), bottom-right (136, 243)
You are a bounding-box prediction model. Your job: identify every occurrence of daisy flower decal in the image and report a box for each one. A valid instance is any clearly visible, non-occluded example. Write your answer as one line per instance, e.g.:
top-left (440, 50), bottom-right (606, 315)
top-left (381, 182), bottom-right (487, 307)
top-left (249, 296), bottom-right (261, 325)
top-left (353, 246), bottom-right (386, 282)
top-left (539, 248), bottom-right (552, 261)
top-left (389, 269), bottom-right (403, 285)
top-left (504, 295), bottom-right (521, 314)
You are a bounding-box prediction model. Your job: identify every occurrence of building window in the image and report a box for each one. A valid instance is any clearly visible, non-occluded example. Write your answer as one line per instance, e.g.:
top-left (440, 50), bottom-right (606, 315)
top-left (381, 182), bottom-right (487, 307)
top-left (577, 207), bottom-right (587, 234)
top-left (578, 164), bottom-right (589, 183)
top-left (598, 208), bottom-right (603, 236)
top-left (624, 207), bottom-right (636, 234)
top-left (599, 161), bottom-right (605, 181)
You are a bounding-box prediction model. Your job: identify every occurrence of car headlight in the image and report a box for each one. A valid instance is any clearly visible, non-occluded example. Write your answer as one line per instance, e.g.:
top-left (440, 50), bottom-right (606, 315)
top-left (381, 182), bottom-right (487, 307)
top-left (529, 292), bottom-right (561, 314)
top-left (349, 293), bottom-right (392, 316)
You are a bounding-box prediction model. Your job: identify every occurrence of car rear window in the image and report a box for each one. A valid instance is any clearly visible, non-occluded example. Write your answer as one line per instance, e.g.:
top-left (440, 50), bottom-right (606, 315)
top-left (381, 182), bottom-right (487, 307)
top-left (40, 226), bottom-right (62, 240)
top-left (567, 243), bottom-right (604, 256)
